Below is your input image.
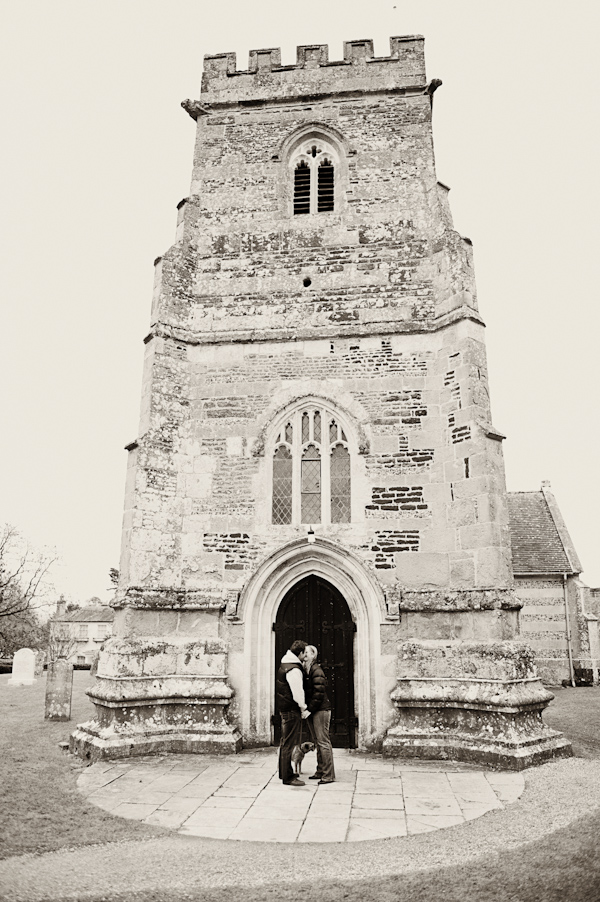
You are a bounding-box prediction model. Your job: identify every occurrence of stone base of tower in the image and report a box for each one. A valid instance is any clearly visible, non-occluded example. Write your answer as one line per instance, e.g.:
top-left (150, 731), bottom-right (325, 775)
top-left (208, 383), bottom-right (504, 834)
top-left (70, 703), bottom-right (242, 762)
top-left (70, 637), bottom-right (242, 762)
top-left (382, 640), bottom-right (573, 770)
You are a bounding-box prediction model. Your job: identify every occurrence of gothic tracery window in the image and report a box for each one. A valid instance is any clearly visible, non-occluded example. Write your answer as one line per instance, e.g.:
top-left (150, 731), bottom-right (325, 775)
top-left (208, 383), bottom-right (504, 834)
top-left (301, 445), bottom-right (321, 523)
top-left (271, 406), bottom-right (352, 525)
top-left (292, 141), bottom-right (336, 215)
top-left (272, 439), bottom-right (293, 525)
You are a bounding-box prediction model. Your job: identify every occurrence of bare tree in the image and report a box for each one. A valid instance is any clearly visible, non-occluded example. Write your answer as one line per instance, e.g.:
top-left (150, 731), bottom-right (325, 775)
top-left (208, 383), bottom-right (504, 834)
top-left (0, 525), bottom-right (56, 631)
top-left (47, 623), bottom-right (78, 663)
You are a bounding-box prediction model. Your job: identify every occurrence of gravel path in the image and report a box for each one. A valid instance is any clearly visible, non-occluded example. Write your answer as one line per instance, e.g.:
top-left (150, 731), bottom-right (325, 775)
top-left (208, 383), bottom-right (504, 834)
top-left (2, 757), bottom-right (600, 902)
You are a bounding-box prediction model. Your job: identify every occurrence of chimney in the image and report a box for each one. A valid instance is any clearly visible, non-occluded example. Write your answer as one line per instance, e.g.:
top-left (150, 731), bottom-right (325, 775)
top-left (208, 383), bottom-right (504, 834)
top-left (55, 595), bottom-right (66, 618)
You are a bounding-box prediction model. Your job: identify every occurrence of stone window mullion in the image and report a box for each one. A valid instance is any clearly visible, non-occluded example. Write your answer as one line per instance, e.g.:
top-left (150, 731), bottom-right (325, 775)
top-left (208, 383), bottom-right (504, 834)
top-left (310, 159), bottom-right (318, 214)
top-left (322, 438), bottom-right (331, 526)
top-left (292, 411), bottom-right (302, 525)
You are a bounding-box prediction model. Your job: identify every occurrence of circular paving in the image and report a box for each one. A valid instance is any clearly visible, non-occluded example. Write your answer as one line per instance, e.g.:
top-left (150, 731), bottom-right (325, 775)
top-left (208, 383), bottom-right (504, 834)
top-left (78, 748), bottom-right (524, 842)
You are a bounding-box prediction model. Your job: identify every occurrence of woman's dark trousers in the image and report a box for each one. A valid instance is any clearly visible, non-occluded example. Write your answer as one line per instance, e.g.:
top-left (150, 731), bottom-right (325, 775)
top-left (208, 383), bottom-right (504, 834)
top-left (307, 709), bottom-right (335, 781)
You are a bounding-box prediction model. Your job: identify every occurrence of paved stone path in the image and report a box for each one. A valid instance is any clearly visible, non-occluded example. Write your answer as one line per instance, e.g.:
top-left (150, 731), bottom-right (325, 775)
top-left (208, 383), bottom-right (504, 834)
top-left (78, 748), bottom-right (524, 843)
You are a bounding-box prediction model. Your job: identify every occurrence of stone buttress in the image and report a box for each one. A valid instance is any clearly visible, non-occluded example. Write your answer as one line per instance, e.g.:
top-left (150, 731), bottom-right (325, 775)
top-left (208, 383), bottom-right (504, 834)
top-left (71, 37), bottom-right (571, 767)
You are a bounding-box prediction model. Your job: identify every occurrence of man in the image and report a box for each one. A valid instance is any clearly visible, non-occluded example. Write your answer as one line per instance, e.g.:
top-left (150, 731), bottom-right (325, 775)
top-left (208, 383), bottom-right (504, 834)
top-left (276, 639), bottom-right (311, 786)
top-left (303, 645), bottom-right (335, 784)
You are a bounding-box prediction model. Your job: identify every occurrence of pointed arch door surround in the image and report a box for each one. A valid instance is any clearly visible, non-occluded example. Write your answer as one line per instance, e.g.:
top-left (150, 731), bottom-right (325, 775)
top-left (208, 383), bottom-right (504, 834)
top-left (273, 575), bottom-right (357, 748)
top-left (234, 537), bottom-right (387, 750)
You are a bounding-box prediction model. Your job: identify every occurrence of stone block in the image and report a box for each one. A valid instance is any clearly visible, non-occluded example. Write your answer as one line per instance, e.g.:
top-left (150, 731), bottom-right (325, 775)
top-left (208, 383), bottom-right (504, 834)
top-left (459, 523), bottom-right (503, 550)
top-left (475, 547), bottom-right (512, 587)
top-left (45, 660), bottom-right (73, 720)
top-left (396, 553), bottom-right (449, 588)
top-left (447, 498), bottom-right (477, 528)
top-left (419, 528), bottom-right (457, 554)
top-left (226, 436), bottom-right (244, 456)
top-left (449, 554), bottom-right (475, 587)
top-left (370, 434), bottom-right (401, 454)
top-left (181, 533), bottom-right (205, 557)
top-left (185, 474), bottom-right (212, 498)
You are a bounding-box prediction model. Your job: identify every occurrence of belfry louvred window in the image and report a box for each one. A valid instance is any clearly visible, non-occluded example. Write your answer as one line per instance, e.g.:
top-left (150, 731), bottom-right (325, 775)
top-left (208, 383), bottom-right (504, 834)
top-left (292, 142), bottom-right (335, 215)
top-left (294, 161), bottom-right (311, 215)
top-left (271, 406), bottom-right (351, 525)
top-left (317, 159), bottom-right (334, 212)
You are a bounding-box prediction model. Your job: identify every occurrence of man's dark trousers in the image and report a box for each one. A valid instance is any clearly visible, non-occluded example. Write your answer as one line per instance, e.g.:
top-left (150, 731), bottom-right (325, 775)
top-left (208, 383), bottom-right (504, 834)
top-left (279, 710), bottom-right (302, 783)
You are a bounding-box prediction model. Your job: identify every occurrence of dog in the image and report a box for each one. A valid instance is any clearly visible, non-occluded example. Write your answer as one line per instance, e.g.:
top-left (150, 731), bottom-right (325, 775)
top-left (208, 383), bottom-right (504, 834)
top-left (291, 741), bottom-right (315, 775)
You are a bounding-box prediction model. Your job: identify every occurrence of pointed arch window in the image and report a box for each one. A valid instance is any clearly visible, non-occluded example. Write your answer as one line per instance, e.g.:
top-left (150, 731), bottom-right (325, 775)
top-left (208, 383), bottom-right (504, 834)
top-left (330, 444), bottom-right (351, 523)
top-left (301, 445), bottom-right (321, 523)
top-left (291, 142), bottom-right (336, 215)
top-left (272, 436), bottom-right (293, 525)
top-left (271, 406), bottom-right (352, 525)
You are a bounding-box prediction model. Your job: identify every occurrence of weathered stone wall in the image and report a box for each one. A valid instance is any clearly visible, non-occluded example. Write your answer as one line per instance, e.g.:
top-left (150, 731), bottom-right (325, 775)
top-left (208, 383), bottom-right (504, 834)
top-left (158, 46), bottom-right (477, 343)
top-left (118, 37), bottom-right (508, 628)
top-left (515, 577), bottom-right (570, 684)
top-left (515, 575), bottom-right (599, 685)
top-left (586, 587), bottom-right (600, 619)
top-left (109, 37), bottom-right (514, 748)
top-left (121, 327), bottom-right (512, 605)
top-left (74, 37), bottom-right (570, 764)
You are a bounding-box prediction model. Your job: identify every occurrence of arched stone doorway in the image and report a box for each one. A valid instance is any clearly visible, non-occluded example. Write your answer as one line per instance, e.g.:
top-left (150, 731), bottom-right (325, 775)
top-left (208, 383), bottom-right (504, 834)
top-left (234, 537), bottom-right (387, 749)
top-left (273, 575), bottom-right (356, 748)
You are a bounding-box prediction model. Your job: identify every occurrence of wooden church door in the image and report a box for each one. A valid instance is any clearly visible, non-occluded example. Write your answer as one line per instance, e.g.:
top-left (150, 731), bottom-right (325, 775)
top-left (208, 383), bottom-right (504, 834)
top-left (273, 575), bottom-right (356, 748)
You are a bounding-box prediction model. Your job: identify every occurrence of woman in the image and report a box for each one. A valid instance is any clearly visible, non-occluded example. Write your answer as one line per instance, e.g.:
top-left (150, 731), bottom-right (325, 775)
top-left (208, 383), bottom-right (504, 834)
top-left (303, 644), bottom-right (335, 784)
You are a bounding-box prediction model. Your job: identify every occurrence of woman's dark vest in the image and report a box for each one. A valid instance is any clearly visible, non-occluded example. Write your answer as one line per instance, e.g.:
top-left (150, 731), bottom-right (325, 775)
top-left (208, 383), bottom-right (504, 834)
top-left (276, 662), bottom-right (304, 712)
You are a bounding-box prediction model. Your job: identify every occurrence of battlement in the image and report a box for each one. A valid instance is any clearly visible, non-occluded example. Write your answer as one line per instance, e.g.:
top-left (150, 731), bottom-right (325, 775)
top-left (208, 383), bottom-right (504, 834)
top-left (198, 36), bottom-right (426, 107)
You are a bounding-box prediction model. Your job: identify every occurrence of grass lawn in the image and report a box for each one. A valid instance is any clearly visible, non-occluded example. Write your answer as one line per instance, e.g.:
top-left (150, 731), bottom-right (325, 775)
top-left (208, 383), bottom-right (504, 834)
top-left (1, 676), bottom-right (600, 902)
top-left (543, 684), bottom-right (600, 757)
top-left (0, 671), bottom-right (166, 859)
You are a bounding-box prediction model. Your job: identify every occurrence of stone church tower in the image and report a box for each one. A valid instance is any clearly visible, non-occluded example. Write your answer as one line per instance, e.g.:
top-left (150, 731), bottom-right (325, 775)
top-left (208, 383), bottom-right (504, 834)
top-left (72, 36), bottom-right (570, 767)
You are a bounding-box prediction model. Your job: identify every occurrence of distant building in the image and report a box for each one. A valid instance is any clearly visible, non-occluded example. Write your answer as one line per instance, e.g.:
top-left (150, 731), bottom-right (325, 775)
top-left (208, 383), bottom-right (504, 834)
top-left (50, 597), bottom-right (114, 666)
top-left (509, 483), bottom-right (599, 686)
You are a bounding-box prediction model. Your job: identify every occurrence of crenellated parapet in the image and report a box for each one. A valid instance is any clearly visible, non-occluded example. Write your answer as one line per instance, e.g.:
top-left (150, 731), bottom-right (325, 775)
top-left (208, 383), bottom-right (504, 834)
top-left (194, 36), bottom-right (427, 109)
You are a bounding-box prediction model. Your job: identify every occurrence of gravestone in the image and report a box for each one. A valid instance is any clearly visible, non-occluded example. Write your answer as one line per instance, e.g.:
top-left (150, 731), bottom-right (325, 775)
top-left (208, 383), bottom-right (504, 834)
top-left (45, 660), bottom-right (73, 721)
top-left (8, 648), bottom-right (36, 686)
top-left (89, 652), bottom-right (99, 678)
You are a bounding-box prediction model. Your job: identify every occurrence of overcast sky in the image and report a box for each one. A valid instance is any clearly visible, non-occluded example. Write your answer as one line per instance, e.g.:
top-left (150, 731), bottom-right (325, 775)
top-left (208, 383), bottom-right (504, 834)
top-left (1, 0), bottom-right (598, 604)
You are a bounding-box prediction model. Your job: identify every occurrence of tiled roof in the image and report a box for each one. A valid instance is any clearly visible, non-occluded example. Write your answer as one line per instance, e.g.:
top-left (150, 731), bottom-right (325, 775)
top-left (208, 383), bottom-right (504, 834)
top-left (55, 606), bottom-right (114, 623)
top-left (508, 490), bottom-right (581, 575)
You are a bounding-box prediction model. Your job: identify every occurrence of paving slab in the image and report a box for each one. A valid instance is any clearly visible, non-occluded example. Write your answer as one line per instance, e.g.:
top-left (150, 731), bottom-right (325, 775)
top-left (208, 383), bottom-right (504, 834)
top-left (229, 817), bottom-right (304, 843)
top-left (406, 814), bottom-right (465, 834)
top-left (77, 747), bottom-right (524, 844)
top-left (298, 816), bottom-right (349, 843)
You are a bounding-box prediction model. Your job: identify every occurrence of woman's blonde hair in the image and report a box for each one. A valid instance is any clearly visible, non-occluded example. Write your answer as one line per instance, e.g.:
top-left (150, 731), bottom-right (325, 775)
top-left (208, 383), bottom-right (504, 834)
top-left (304, 645), bottom-right (318, 670)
